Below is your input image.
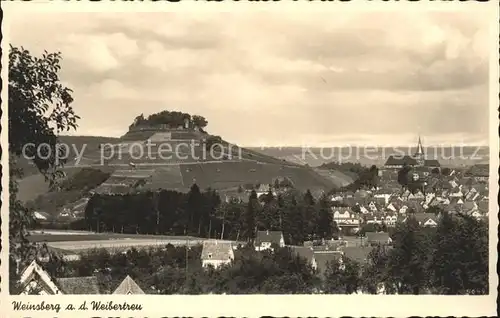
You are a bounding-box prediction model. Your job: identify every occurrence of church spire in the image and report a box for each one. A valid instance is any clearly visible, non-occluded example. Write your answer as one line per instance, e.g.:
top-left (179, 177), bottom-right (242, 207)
top-left (415, 134), bottom-right (425, 158)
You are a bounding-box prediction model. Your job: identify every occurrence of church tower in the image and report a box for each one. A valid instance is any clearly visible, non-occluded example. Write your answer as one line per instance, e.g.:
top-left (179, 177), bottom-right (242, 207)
top-left (414, 135), bottom-right (425, 166)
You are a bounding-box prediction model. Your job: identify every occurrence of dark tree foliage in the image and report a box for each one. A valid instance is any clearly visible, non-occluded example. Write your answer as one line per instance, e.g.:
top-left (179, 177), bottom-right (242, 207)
top-left (316, 195), bottom-right (333, 240)
top-left (129, 110), bottom-right (208, 131)
top-left (329, 164), bottom-right (379, 193)
top-left (242, 190), bottom-right (259, 241)
top-left (429, 212), bottom-right (488, 294)
top-left (323, 257), bottom-right (361, 294)
top-left (397, 164), bottom-right (412, 188)
top-left (9, 46), bottom-right (80, 292)
top-left (387, 216), bottom-right (432, 294)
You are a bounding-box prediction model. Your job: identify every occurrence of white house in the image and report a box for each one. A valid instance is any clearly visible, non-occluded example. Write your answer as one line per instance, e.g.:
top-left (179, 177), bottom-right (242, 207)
top-left (201, 240), bottom-right (234, 269)
top-left (255, 230), bottom-right (285, 251)
top-left (333, 208), bottom-right (360, 226)
top-left (384, 214), bottom-right (398, 227)
top-left (368, 201), bottom-right (378, 212)
top-left (18, 260), bottom-right (100, 295)
top-left (399, 205), bottom-right (408, 214)
top-left (18, 260), bottom-right (62, 295)
top-left (386, 203), bottom-right (398, 213)
top-left (359, 205), bottom-right (370, 214)
top-left (113, 275), bottom-right (145, 294)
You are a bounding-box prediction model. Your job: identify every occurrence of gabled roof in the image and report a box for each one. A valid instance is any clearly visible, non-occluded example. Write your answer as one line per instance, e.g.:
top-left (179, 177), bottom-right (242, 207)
top-left (19, 260), bottom-right (61, 295)
top-left (290, 246), bottom-right (315, 263)
top-left (412, 213), bottom-right (438, 224)
top-left (462, 201), bottom-right (477, 212)
top-left (33, 211), bottom-right (51, 221)
top-left (113, 275), bottom-right (145, 294)
top-left (424, 159), bottom-right (440, 167)
top-left (201, 240), bottom-right (233, 261)
top-left (56, 277), bottom-right (100, 294)
top-left (255, 231), bottom-right (283, 246)
top-left (384, 155), bottom-right (417, 166)
top-left (365, 232), bottom-right (391, 244)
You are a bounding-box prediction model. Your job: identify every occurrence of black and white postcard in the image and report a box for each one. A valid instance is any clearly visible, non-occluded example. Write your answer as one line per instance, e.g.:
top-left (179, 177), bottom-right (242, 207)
top-left (1, 1), bottom-right (498, 317)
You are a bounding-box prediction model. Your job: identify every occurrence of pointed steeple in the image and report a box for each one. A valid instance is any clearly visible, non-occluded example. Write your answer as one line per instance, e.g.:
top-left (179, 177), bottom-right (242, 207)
top-left (415, 135), bottom-right (425, 157)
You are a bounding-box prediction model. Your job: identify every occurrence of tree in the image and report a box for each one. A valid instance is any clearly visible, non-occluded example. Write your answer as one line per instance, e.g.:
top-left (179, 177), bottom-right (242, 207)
top-left (282, 195), bottom-right (306, 245)
top-left (387, 216), bottom-right (431, 294)
top-left (9, 46), bottom-right (79, 291)
top-left (431, 167), bottom-right (440, 175)
top-left (323, 257), bottom-right (361, 294)
top-left (243, 190), bottom-right (259, 241)
top-left (192, 115), bottom-right (208, 130)
top-left (186, 183), bottom-right (204, 235)
top-left (429, 213), bottom-right (488, 294)
top-left (302, 190), bottom-right (317, 240)
top-left (441, 167), bottom-right (451, 176)
top-left (360, 244), bottom-right (394, 294)
top-left (397, 164), bottom-right (412, 189)
top-left (316, 195), bottom-right (333, 240)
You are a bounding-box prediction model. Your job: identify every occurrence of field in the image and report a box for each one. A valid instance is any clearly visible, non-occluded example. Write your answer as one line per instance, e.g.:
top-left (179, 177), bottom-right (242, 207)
top-left (179, 161), bottom-right (340, 191)
top-left (29, 230), bottom-right (241, 254)
top-left (16, 167), bottom-right (83, 203)
top-left (313, 169), bottom-right (355, 188)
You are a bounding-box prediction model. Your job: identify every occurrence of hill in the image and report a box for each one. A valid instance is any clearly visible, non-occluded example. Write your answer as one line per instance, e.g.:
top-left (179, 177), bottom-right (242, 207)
top-left (15, 135), bottom-right (121, 178)
top-left (15, 112), bottom-right (354, 221)
top-left (251, 146), bottom-right (490, 168)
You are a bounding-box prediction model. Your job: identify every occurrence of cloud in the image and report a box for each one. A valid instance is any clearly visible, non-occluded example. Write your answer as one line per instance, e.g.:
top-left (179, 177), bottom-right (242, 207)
top-left (8, 10), bottom-right (490, 147)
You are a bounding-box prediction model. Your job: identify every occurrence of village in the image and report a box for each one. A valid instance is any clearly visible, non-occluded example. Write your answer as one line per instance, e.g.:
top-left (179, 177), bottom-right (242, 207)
top-left (14, 136), bottom-right (489, 295)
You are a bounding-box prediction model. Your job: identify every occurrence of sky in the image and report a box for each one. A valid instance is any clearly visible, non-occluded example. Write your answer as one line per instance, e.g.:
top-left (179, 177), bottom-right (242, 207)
top-left (9, 11), bottom-right (490, 147)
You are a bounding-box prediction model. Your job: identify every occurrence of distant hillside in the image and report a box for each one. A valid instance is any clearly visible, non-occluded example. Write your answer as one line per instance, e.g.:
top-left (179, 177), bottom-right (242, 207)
top-left (18, 130), bottom-right (345, 219)
top-left (251, 146), bottom-right (490, 168)
top-left (15, 135), bottom-right (120, 177)
top-left (14, 111), bottom-right (355, 219)
top-left (25, 167), bottom-right (112, 217)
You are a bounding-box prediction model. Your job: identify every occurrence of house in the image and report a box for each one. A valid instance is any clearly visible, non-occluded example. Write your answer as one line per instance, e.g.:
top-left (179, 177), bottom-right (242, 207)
top-left (18, 260), bottom-right (62, 295)
top-left (413, 191), bottom-right (425, 200)
top-left (365, 232), bottom-right (392, 246)
top-left (368, 201), bottom-right (379, 212)
top-left (373, 191), bottom-right (392, 204)
top-left (33, 211), bottom-right (51, 222)
top-left (291, 246), bottom-right (317, 270)
top-left (365, 213), bottom-right (384, 225)
top-left (113, 275), bottom-right (145, 294)
top-left (399, 205), bottom-right (408, 214)
top-left (201, 240), bottom-right (234, 268)
top-left (56, 277), bottom-right (100, 294)
top-left (469, 210), bottom-right (483, 220)
top-left (255, 184), bottom-right (273, 198)
top-left (385, 202), bottom-right (398, 213)
top-left (384, 214), bottom-right (398, 227)
top-left (449, 187), bottom-right (463, 198)
top-left (359, 205), bottom-right (370, 214)
top-left (462, 201), bottom-right (477, 213)
top-left (333, 208), bottom-right (360, 226)
top-left (406, 213), bottom-right (439, 227)
top-left (255, 230), bottom-right (285, 251)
